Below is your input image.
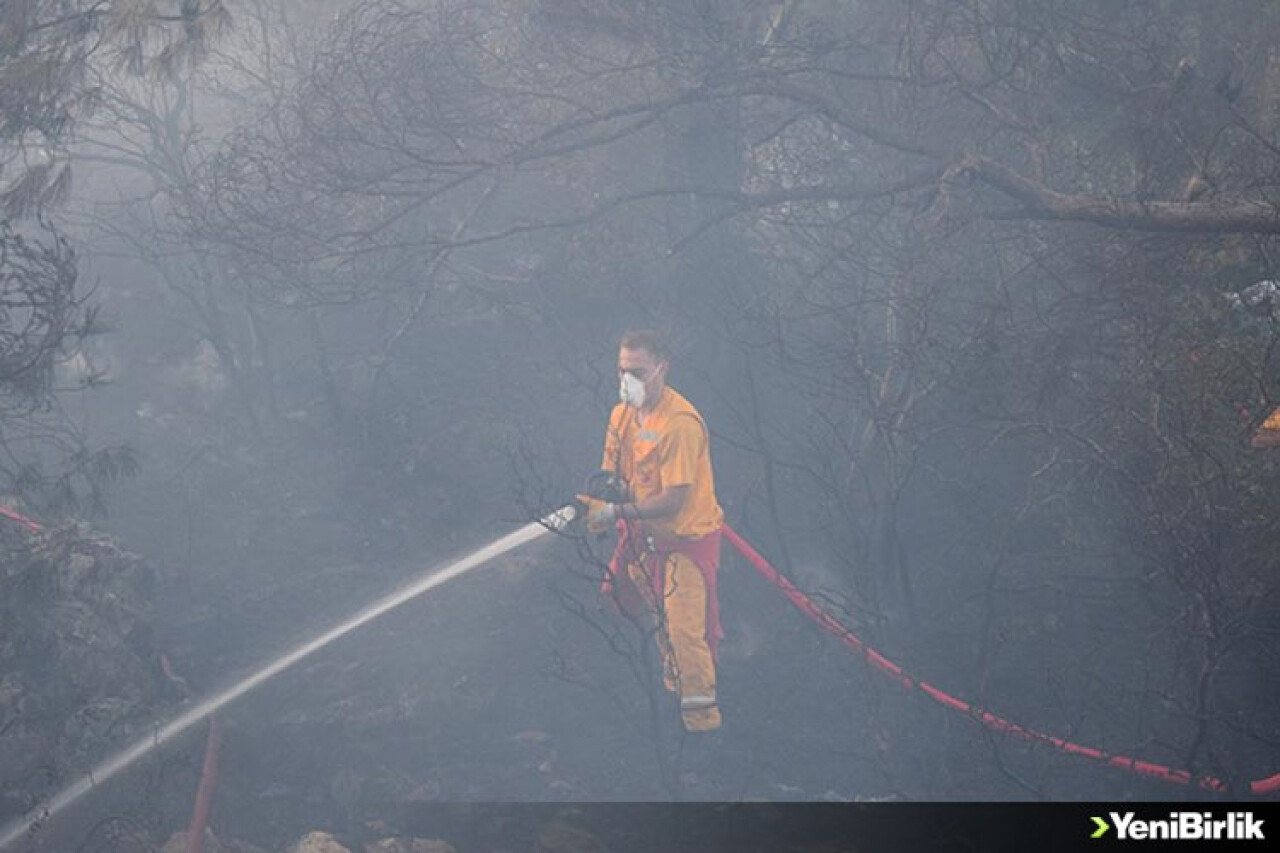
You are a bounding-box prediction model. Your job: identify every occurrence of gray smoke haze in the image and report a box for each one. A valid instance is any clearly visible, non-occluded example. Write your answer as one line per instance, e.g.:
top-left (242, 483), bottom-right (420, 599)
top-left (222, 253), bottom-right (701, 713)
top-left (3, 1), bottom-right (1280, 850)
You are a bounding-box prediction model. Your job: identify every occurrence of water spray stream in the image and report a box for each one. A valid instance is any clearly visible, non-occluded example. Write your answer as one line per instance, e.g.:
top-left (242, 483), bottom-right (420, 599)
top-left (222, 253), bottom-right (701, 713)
top-left (0, 505), bottom-right (578, 851)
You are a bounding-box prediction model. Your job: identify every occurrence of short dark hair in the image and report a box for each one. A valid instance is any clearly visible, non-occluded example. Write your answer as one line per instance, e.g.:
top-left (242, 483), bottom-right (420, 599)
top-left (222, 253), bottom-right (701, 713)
top-left (619, 329), bottom-right (671, 363)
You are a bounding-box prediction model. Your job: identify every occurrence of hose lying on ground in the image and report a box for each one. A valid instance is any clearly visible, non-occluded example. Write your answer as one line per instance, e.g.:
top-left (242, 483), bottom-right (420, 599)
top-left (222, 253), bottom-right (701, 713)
top-left (722, 522), bottom-right (1280, 796)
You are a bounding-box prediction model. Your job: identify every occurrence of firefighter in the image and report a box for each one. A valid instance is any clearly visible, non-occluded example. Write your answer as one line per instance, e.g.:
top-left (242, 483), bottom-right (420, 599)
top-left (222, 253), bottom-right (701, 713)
top-left (582, 330), bottom-right (725, 732)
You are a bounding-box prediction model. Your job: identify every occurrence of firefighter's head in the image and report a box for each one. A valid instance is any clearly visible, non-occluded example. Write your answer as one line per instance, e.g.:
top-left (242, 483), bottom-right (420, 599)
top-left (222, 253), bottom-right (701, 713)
top-left (617, 329), bottom-right (670, 410)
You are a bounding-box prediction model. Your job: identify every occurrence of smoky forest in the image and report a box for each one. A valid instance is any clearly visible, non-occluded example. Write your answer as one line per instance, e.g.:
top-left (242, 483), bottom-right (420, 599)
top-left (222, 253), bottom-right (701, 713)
top-left (3, 2), bottom-right (1280, 851)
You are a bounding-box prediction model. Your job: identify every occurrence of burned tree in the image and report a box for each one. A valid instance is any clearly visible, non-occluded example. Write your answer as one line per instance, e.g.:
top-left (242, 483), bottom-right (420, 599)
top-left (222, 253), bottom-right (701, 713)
top-left (0, 2), bottom-right (226, 510)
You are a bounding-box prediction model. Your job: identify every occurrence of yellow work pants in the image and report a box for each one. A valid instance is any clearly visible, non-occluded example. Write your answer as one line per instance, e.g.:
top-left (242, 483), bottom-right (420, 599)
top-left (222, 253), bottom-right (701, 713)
top-left (626, 551), bottom-right (721, 732)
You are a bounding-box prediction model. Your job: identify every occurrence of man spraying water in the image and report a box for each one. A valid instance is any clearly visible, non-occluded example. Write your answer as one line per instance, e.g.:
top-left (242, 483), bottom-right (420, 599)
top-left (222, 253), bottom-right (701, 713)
top-left (578, 330), bottom-right (726, 733)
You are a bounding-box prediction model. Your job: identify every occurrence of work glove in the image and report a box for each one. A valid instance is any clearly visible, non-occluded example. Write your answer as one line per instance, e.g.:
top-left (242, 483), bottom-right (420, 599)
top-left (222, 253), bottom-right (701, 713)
top-left (574, 495), bottom-right (617, 535)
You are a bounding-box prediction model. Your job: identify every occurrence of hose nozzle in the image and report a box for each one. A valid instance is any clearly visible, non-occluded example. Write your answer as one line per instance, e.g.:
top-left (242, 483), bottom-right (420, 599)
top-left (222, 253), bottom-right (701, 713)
top-left (585, 470), bottom-right (631, 504)
top-left (540, 504), bottom-right (578, 532)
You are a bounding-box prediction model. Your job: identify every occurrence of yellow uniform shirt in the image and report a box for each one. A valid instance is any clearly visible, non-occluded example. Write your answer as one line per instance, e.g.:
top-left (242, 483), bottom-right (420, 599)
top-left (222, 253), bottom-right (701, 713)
top-left (601, 386), bottom-right (723, 538)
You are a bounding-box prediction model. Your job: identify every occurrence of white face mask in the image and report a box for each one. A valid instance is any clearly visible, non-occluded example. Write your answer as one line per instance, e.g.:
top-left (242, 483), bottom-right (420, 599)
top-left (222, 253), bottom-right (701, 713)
top-left (620, 372), bottom-right (646, 408)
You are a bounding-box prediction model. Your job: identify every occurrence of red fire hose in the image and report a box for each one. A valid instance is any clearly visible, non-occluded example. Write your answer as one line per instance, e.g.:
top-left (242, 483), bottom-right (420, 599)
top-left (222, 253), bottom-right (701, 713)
top-left (184, 718), bottom-right (222, 853)
top-left (0, 505), bottom-right (42, 533)
top-left (721, 522), bottom-right (1280, 797)
top-left (160, 652), bottom-right (223, 853)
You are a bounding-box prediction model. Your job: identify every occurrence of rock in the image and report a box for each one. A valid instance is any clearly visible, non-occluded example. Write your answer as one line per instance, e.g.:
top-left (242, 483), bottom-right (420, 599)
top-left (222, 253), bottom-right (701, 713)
top-left (364, 839), bottom-right (457, 853)
top-left (288, 831), bottom-right (351, 853)
top-left (533, 820), bottom-right (609, 853)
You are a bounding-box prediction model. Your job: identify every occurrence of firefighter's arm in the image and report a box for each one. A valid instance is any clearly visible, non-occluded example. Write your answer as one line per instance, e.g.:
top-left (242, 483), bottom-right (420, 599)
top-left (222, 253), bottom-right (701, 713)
top-left (618, 485), bottom-right (689, 522)
top-left (585, 485), bottom-right (688, 530)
